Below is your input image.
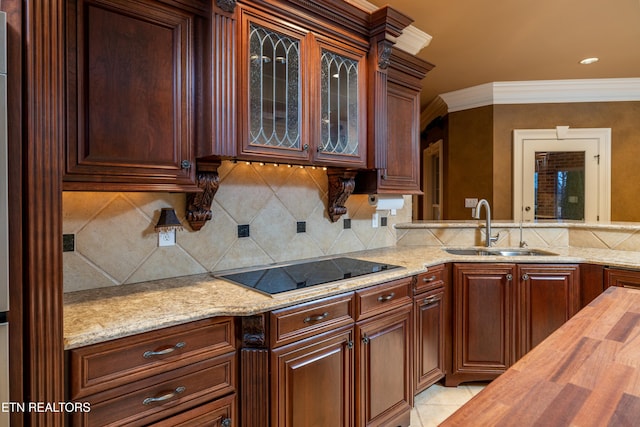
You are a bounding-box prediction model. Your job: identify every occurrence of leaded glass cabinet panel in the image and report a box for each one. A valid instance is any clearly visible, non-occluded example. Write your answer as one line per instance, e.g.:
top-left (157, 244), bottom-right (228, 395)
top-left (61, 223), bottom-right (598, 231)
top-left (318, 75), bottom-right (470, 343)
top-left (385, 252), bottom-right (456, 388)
top-left (249, 23), bottom-right (301, 151)
top-left (239, 10), bottom-right (310, 162)
top-left (314, 43), bottom-right (366, 166)
top-left (239, 6), bottom-right (366, 167)
top-left (320, 49), bottom-right (358, 156)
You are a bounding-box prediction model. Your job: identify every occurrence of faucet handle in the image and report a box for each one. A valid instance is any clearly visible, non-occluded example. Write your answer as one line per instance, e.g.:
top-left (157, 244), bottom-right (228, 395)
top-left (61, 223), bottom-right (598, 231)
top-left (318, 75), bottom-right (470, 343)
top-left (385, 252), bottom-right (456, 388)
top-left (489, 231), bottom-right (500, 245)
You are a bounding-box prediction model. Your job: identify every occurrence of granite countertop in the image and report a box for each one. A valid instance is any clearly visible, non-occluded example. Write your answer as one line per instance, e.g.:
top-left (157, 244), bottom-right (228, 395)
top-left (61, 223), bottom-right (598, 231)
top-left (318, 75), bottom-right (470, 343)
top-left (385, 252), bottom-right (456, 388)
top-left (63, 245), bottom-right (640, 350)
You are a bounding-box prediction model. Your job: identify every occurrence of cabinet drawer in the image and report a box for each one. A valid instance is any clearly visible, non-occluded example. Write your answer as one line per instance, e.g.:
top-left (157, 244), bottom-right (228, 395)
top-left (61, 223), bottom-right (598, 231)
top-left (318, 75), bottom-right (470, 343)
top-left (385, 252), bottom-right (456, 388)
top-left (69, 317), bottom-right (235, 399)
top-left (270, 292), bottom-right (354, 348)
top-left (147, 393), bottom-right (235, 427)
top-left (71, 354), bottom-right (235, 427)
top-left (355, 277), bottom-right (412, 321)
top-left (415, 264), bottom-right (446, 293)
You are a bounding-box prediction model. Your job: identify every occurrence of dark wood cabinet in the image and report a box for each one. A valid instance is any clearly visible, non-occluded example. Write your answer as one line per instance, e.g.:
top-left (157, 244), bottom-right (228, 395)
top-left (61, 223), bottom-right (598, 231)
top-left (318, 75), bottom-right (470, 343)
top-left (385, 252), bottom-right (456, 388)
top-left (414, 286), bottom-right (445, 393)
top-left (446, 263), bottom-right (580, 386)
top-left (605, 267), bottom-right (640, 290)
top-left (66, 317), bottom-right (237, 426)
top-left (241, 278), bottom-right (414, 427)
top-left (235, 1), bottom-right (368, 168)
top-left (357, 45), bottom-right (433, 194)
top-left (447, 263), bottom-right (515, 386)
top-left (271, 327), bottom-right (355, 427)
top-left (148, 394), bottom-right (235, 427)
top-left (353, 278), bottom-right (413, 426)
top-left (356, 303), bottom-right (413, 427)
top-left (64, 0), bottom-right (208, 191)
top-left (413, 266), bottom-right (447, 394)
top-left (515, 264), bottom-right (580, 357)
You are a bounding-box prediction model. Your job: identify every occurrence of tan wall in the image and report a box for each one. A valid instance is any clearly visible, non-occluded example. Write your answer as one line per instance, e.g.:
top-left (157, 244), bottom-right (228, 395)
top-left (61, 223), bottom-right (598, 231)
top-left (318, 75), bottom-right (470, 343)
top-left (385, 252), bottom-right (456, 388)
top-left (444, 101), bottom-right (640, 220)
top-left (445, 105), bottom-right (494, 219)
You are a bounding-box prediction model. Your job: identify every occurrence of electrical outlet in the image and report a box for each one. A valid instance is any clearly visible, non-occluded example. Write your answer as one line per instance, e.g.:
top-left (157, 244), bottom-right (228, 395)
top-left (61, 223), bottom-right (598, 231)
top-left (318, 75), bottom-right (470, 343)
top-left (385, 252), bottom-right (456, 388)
top-left (465, 198), bottom-right (479, 208)
top-left (158, 230), bottom-right (176, 247)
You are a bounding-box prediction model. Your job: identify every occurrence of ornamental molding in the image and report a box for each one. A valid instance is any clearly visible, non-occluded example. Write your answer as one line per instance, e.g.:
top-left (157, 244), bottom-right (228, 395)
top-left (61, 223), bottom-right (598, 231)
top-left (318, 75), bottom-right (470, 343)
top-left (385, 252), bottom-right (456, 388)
top-left (440, 78), bottom-right (640, 113)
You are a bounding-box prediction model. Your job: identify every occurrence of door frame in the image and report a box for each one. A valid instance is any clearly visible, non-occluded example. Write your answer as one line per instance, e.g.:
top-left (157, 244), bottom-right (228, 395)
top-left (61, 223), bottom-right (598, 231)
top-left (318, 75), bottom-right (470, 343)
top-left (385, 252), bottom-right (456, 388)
top-left (513, 127), bottom-right (611, 222)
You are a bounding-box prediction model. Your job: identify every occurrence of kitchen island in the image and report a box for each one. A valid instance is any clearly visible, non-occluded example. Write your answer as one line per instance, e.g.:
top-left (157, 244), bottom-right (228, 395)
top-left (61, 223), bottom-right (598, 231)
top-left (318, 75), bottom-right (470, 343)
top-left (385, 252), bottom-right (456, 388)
top-left (442, 285), bottom-right (640, 426)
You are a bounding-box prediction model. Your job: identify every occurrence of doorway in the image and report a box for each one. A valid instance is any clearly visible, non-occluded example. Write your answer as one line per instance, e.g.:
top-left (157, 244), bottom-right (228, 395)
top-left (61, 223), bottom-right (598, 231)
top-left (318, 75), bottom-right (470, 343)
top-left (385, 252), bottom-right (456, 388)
top-left (422, 140), bottom-right (443, 220)
top-left (513, 127), bottom-right (611, 222)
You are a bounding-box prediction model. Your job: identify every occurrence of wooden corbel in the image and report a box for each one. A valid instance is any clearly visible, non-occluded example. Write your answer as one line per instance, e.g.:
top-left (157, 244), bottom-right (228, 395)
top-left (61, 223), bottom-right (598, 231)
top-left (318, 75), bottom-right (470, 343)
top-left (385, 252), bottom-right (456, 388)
top-left (327, 168), bottom-right (357, 223)
top-left (186, 161), bottom-right (221, 231)
top-left (215, 0), bottom-right (237, 13)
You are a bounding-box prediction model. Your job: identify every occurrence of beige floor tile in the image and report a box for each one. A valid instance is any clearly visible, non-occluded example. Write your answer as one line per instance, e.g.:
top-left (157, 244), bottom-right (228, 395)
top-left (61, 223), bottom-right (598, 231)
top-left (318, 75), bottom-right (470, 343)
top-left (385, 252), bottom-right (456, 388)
top-left (412, 382), bottom-right (487, 426)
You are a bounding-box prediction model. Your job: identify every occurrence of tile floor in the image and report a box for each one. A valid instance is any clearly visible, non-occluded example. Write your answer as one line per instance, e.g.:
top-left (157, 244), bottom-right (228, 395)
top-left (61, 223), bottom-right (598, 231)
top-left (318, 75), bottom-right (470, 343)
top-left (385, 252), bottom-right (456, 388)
top-left (410, 382), bottom-right (487, 427)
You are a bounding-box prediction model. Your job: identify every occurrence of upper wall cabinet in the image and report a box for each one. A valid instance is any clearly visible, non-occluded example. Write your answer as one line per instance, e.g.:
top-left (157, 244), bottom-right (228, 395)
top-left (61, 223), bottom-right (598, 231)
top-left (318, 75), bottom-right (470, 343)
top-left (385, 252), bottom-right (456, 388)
top-left (235, 2), bottom-right (368, 167)
top-left (64, 0), bottom-right (209, 191)
top-left (356, 8), bottom-right (434, 194)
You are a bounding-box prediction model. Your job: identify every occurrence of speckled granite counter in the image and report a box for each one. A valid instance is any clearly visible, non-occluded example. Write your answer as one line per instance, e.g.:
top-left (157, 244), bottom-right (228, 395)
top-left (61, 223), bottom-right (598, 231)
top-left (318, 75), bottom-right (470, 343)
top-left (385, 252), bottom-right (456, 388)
top-left (64, 244), bottom-right (640, 350)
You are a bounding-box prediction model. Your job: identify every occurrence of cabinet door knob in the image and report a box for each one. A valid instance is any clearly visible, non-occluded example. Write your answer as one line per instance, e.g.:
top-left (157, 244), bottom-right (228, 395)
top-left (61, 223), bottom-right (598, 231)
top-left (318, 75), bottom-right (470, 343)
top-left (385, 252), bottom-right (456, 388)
top-left (143, 341), bottom-right (186, 358)
top-left (362, 335), bottom-right (370, 344)
top-left (142, 386), bottom-right (186, 405)
top-left (377, 292), bottom-right (395, 302)
top-left (522, 273), bottom-right (530, 281)
top-left (346, 340), bottom-right (354, 349)
top-left (506, 274), bottom-right (513, 281)
top-left (303, 143), bottom-right (309, 152)
top-left (181, 160), bottom-right (192, 169)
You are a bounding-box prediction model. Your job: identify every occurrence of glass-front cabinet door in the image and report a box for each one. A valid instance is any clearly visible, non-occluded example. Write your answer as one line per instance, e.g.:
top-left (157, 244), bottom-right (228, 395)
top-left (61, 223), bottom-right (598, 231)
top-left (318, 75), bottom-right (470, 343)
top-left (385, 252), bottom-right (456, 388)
top-left (239, 11), bottom-right (310, 162)
top-left (239, 6), bottom-right (366, 167)
top-left (315, 43), bottom-right (366, 166)
top-left (249, 23), bottom-right (301, 152)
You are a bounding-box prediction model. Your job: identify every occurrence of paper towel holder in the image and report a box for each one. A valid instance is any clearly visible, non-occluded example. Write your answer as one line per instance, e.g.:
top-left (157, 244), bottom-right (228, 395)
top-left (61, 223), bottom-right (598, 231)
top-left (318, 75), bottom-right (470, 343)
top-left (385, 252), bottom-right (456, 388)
top-left (368, 194), bottom-right (405, 214)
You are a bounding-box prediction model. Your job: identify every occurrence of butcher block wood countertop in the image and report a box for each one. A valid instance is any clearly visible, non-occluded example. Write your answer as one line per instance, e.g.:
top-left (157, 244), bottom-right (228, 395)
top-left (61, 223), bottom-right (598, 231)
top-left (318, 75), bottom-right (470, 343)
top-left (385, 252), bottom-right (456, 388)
top-left (442, 286), bottom-right (640, 426)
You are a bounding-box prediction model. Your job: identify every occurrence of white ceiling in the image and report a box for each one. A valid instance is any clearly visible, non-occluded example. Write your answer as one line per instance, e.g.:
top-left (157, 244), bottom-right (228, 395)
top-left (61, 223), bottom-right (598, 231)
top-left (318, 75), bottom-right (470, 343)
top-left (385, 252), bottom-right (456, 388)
top-left (365, 0), bottom-right (640, 111)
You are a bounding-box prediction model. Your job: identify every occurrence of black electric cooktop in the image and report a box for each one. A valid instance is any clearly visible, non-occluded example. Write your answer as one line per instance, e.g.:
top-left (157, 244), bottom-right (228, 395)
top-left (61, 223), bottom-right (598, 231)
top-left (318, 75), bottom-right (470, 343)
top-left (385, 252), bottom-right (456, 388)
top-left (216, 257), bottom-right (402, 296)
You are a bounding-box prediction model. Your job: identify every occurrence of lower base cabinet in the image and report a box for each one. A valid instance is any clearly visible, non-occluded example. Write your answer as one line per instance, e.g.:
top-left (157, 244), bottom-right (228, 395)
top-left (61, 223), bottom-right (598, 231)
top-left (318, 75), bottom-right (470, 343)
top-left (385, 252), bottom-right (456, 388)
top-left (66, 317), bottom-right (237, 426)
top-left (148, 394), bottom-right (235, 427)
top-left (271, 327), bottom-right (355, 427)
top-left (446, 263), bottom-right (579, 386)
top-left (356, 304), bottom-right (413, 427)
top-left (605, 267), bottom-right (640, 290)
top-left (240, 277), bottom-right (414, 427)
top-left (413, 286), bottom-right (445, 393)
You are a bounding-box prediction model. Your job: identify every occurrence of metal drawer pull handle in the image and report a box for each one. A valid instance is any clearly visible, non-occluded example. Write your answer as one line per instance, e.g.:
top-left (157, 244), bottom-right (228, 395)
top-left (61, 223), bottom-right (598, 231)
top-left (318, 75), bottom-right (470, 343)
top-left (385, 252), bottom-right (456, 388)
top-left (143, 342), bottom-right (186, 358)
top-left (423, 296), bottom-right (438, 304)
top-left (304, 312), bottom-right (329, 323)
top-left (143, 386), bottom-right (186, 405)
top-left (423, 275), bottom-right (437, 282)
top-left (377, 292), bottom-right (395, 302)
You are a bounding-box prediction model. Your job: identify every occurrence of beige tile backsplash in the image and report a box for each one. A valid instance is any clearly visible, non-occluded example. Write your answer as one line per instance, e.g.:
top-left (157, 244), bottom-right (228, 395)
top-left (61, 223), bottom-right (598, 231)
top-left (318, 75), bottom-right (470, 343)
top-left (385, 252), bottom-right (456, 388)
top-left (63, 161), bottom-right (411, 292)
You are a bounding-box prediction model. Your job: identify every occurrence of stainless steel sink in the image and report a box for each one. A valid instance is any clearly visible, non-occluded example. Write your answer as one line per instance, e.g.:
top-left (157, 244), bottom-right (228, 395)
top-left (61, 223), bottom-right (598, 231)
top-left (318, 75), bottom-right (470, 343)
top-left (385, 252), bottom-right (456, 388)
top-left (445, 248), bottom-right (558, 257)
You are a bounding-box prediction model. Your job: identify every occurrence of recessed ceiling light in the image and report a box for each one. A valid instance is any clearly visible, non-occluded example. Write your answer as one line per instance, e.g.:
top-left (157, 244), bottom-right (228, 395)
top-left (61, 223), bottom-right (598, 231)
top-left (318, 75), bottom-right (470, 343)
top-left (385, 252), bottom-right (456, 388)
top-left (579, 57), bottom-right (599, 65)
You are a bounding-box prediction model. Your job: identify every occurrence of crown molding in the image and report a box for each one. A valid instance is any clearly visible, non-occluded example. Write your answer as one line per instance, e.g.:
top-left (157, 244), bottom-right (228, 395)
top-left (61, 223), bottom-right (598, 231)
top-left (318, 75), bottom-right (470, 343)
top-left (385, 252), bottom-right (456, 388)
top-left (440, 78), bottom-right (640, 113)
top-left (420, 96), bottom-right (448, 130)
top-left (345, 0), bottom-right (432, 54)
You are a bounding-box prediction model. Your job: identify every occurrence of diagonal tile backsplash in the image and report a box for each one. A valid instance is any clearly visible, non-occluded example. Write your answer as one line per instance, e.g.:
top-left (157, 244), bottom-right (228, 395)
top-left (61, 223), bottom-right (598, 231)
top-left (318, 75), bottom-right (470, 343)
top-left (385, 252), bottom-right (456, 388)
top-left (62, 161), bottom-right (410, 292)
